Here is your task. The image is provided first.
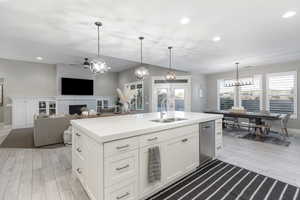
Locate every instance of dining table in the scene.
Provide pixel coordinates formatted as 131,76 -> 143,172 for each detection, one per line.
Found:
205,110 -> 282,139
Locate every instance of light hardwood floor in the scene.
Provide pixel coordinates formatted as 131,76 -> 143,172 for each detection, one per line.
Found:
0,147 -> 89,200
218,133 -> 300,188
0,133 -> 299,200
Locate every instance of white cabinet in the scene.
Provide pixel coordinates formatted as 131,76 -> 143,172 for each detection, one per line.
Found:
104,178 -> 138,200
12,98 -> 38,128
139,144 -> 164,198
72,121 -> 220,200
164,132 -> 199,183
72,129 -> 101,200
104,151 -> 139,187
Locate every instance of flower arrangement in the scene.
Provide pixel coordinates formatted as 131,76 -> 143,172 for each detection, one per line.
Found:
116,87 -> 137,113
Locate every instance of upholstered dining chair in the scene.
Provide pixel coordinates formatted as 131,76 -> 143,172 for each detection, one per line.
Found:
280,113 -> 291,138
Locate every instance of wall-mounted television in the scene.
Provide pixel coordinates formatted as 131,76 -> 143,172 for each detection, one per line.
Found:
61,78 -> 94,95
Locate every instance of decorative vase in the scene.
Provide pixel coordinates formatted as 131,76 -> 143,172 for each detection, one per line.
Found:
122,102 -> 130,113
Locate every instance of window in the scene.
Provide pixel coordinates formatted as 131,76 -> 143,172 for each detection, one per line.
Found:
266,71 -> 297,117
239,75 -> 262,112
218,79 -> 235,110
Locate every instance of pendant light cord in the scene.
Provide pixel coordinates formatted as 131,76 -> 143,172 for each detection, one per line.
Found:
140,39 -> 143,64
95,22 -> 102,57
139,37 -> 144,65
97,25 -> 100,57
168,46 -> 172,70
236,62 -> 239,82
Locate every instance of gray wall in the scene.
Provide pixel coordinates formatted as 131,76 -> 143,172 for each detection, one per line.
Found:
0,58 -> 57,125
207,60 -> 300,129
94,73 -> 119,97
0,58 -> 57,97
0,78 -> 4,123
0,58 -> 119,125
118,65 -> 207,113
191,74 -> 207,112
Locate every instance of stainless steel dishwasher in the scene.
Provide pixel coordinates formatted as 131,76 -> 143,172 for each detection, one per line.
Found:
199,121 -> 215,165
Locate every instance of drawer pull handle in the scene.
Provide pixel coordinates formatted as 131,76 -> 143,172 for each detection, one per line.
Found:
202,125 -> 211,129
75,133 -> 81,137
116,144 -> 130,150
147,137 -> 158,141
76,168 -> 82,174
117,192 -> 130,199
182,138 -> 188,143
116,164 -> 130,171
76,148 -> 82,153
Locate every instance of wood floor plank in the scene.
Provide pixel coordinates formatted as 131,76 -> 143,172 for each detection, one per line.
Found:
3,150 -> 24,200
0,149 -> 17,199
18,149 -> 33,200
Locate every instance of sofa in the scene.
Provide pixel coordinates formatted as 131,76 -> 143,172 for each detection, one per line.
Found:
33,116 -> 76,147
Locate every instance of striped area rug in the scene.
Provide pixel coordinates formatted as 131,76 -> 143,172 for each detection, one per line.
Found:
147,159 -> 300,200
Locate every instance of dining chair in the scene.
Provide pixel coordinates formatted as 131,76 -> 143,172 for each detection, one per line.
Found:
223,117 -> 240,129
280,113 -> 291,138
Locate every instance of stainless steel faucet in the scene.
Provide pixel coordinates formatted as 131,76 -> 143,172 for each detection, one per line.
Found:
160,98 -> 167,120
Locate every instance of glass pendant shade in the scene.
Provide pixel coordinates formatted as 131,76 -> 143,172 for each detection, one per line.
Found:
166,71 -> 176,80
165,46 -> 176,80
90,21 -> 110,74
134,66 -> 149,80
90,57 -> 111,74
135,36 -> 149,80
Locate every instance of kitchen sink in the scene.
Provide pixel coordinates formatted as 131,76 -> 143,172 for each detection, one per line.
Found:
151,117 -> 187,123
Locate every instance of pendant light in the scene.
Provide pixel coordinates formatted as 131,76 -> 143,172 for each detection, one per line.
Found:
224,62 -> 254,87
165,46 -> 176,80
134,37 -> 149,80
90,22 -> 111,74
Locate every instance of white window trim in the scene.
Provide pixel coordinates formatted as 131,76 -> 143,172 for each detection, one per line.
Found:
238,74 -> 263,111
266,71 -> 297,119
217,79 -> 237,110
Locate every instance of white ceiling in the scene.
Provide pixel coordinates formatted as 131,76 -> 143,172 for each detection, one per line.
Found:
0,0 -> 299,73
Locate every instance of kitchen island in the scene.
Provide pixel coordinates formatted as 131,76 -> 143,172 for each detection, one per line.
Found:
71,112 -> 223,200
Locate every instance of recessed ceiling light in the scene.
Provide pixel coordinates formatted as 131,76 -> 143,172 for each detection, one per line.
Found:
36,56 -> 43,60
180,17 -> 190,25
282,11 -> 297,18
212,36 -> 221,42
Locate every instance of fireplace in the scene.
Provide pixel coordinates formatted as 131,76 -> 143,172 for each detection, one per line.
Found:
69,105 -> 87,115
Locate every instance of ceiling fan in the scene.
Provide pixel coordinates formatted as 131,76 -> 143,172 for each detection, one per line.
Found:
69,57 -> 90,69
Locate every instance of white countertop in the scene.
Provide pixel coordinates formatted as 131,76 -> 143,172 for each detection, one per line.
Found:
71,112 -> 223,143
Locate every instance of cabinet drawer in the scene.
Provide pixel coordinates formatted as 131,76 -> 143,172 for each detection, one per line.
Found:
139,132 -> 164,147
73,129 -> 85,160
104,151 -> 138,187
104,137 -> 139,157
105,178 -> 138,200
140,124 -> 198,147
73,153 -> 85,185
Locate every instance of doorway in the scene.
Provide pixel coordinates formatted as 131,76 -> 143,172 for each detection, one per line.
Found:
152,76 -> 191,112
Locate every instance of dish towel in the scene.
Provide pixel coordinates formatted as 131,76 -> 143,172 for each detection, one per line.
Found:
148,146 -> 161,183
